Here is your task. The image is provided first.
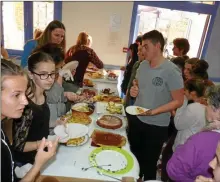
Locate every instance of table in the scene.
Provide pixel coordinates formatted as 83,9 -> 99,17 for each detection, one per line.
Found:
41,81 -> 140,181
84,69 -> 124,97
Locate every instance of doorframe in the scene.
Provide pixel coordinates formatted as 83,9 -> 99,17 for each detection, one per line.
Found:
128,1 -> 219,59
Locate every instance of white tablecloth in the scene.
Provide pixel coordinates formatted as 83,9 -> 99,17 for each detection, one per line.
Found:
41,80 -> 139,181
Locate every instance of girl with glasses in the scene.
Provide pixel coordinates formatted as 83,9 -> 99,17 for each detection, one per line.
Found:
12,51 -> 56,168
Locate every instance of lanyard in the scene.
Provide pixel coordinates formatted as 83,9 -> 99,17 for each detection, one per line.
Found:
1,130 -> 14,182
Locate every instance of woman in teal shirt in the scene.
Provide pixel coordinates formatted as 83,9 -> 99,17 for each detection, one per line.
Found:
21,20 -> 66,68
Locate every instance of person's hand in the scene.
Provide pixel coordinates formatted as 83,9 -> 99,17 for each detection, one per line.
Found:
56,115 -> 71,126
34,137 -> 59,169
171,110 -> 176,116
68,49 -> 73,57
59,69 -> 73,81
64,92 -> 80,101
72,69 -> 76,76
138,109 -> 154,116
130,79 -> 139,97
195,175 -> 213,182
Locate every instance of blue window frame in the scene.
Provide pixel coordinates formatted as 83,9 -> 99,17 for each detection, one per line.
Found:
128,1 -> 219,59
0,1 -> 62,57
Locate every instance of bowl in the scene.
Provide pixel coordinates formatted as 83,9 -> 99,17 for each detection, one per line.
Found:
71,102 -> 95,115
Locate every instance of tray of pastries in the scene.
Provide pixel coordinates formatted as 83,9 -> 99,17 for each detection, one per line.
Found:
93,95 -> 122,103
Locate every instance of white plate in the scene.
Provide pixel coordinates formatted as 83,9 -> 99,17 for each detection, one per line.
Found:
125,106 -> 149,115
62,61 -> 79,70
54,123 -> 89,143
66,134 -> 89,147
95,150 -> 127,171
96,102 -> 126,116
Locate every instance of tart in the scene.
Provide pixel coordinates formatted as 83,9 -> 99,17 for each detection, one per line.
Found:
97,115 -> 122,129
91,129 -> 126,147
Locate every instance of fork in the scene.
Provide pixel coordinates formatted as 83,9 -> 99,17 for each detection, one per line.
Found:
97,171 -> 122,181
82,164 -> 111,171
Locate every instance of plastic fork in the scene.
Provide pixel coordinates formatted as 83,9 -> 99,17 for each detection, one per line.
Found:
82,164 -> 111,171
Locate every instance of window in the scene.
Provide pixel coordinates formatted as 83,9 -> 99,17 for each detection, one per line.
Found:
2,2 -> 24,50
129,1 -> 219,60
137,5 -> 209,58
33,2 -> 54,34
1,1 -> 62,56
191,1 -> 215,5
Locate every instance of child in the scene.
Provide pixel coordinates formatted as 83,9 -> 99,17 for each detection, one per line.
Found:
13,51 -> 56,166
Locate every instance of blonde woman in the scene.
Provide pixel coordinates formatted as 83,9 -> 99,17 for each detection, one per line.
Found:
65,32 -> 103,87
21,20 -> 66,68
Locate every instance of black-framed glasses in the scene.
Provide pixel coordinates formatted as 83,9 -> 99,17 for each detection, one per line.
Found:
31,71 -> 56,80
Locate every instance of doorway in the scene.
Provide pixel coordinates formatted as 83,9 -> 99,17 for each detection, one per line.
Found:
129,1 -> 219,59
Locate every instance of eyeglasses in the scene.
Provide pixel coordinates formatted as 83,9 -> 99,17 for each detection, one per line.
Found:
31,71 -> 56,80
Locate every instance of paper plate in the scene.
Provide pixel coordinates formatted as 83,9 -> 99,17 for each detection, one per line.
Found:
62,61 -> 79,70
125,106 -> 149,115
54,123 -> 89,143
89,146 -> 134,175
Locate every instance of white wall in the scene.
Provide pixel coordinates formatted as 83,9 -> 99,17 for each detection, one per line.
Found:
205,6 -> 220,79
62,2 -> 133,66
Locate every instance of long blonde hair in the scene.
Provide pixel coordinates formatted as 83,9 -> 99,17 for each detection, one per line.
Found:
36,20 -> 66,52
67,32 -> 89,56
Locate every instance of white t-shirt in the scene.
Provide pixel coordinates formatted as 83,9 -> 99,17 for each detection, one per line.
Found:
173,97 -> 206,151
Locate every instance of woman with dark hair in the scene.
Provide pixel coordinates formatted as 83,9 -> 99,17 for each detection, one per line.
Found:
172,38 -> 190,57
173,79 -> 209,150
33,43 -> 84,128
13,51 -> 56,166
1,59 -> 58,182
184,58 -> 214,85
21,20 -> 66,68
121,35 -> 142,95
65,32 -> 103,87
171,56 -> 189,79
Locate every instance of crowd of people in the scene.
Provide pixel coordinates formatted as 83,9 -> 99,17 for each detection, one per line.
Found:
1,19 -> 220,182
122,31 -> 220,182
1,20 -> 104,182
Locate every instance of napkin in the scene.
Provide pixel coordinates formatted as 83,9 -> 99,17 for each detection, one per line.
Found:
15,163 -> 33,178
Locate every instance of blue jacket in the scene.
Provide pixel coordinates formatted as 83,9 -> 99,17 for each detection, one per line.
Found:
21,39 -> 37,68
